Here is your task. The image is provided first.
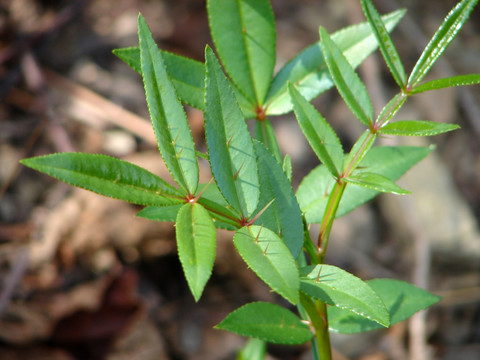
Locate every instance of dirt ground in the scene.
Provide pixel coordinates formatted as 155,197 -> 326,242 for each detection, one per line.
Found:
1,0 -> 480,359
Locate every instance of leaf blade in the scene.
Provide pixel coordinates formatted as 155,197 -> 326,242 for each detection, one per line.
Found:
379,120 -> 460,136
204,46 -> 260,217
407,0 -> 478,87
207,0 -> 276,106
176,203 -> 216,301
410,73 -> 480,94
289,83 -> 344,176
297,146 -> 432,223
138,15 -> 199,195
234,226 -> 300,305
21,153 -> 183,206
328,279 -> 441,334
361,0 -> 406,87
320,27 -> 374,126
114,47 -> 206,111
345,172 -> 410,195
300,265 -> 390,327
264,10 -> 405,116
254,141 -> 304,259
216,302 -> 313,345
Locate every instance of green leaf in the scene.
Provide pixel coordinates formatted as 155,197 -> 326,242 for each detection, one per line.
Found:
379,120 -> 460,136
410,73 -> 480,94
237,338 -> 266,360
283,154 -> 293,184
320,27 -> 374,126
297,146 -> 432,223
361,0 -> 406,87
254,119 -> 282,163
113,47 -> 142,74
300,265 -> 389,327
407,0 -> 478,88
216,302 -> 313,345
345,172 -> 410,195
196,183 -> 242,230
265,10 -> 405,115
289,83 -> 344,176
204,46 -> 260,218
328,279 -> 441,334
254,141 -> 304,259
234,226 -> 299,304
176,202 -> 216,302
114,47 -> 206,111
207,0 -> 276,106
138,15 -> 199,195
21,153 -> 183,205
137,205 -> 182,222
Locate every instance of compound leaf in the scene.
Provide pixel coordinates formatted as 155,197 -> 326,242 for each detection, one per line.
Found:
328,279 -> 441,334
204,46 -> 260,218
297,146 -> 432,223
320,27 -> 373,127
176,202 -> 216,302
138,15 -> 199,195
216,302 -> 313,345
21,153 -> 183,206
234,226 -> 299,305
407,0 -> 478,87
300,265 -> 389,327
208,0 -> 276,107
264,10 -> 404,116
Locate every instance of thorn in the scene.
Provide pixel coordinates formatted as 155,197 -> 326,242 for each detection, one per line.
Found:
315,266 -> 323,283
232,162 -> 245,181
246,198 -> 275,227
263,241 -> 270,255
254,226 -> 263,243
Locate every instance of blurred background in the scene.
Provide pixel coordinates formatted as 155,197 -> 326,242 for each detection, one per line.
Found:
1,0 -> 480,359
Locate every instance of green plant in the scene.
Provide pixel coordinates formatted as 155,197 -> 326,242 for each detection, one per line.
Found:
21,0 -> 480,358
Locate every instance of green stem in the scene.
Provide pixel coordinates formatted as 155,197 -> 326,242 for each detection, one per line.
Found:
300,293 -> 332,360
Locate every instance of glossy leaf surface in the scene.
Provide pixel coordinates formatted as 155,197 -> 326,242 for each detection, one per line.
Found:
328,279 -> 441,333
361,0 -> 406,87
234,226 -> 299,304
204,46 -> 260,217
300,265 -> 389,327
410,73 -> 480,94
254,141 -> 304,259
137,205 -> 182,222
113,46 -> 205,110
254,119 -> 282,163
138,15 -> 199,195
297,146 -> 432,223
265,10 -> 404,115
289,83 -> 343,176
216,302 -> 313,344
176,202 -> 216,301
345,172 -> 410,195
379,120 -> 460,136
21,153 -> 183,206
407,0 -> 478,87
320,27 -> 373,126
208,0 -> 275,106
